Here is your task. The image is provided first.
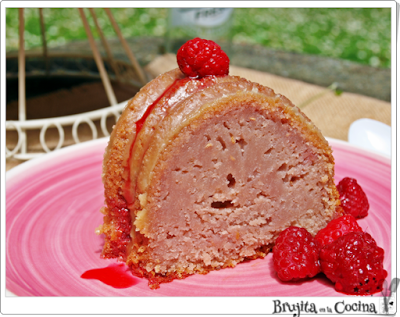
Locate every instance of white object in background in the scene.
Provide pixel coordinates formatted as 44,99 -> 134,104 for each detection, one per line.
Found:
348,118 -> 391,157
166,8 -> 233,53
169,8 -> 233,28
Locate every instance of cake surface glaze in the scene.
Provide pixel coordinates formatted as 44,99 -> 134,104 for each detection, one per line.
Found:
97,68 -> 341,289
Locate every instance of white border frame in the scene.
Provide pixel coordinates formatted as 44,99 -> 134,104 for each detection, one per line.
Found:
1,1 -> 397,315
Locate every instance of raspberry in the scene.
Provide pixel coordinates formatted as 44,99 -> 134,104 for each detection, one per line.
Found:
337,177 -> 369,218
273,226 -> 321,282
320,231 -> 387,295
315,214 -> 363,248
177,38 -> 230,78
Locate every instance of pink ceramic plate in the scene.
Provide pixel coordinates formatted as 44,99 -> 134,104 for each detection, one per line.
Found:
6,138 -> 391,296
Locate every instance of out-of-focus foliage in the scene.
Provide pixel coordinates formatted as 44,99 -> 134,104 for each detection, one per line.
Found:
6,8 -> 168,49
6,8 -> 391,68
232,8 -> 391,68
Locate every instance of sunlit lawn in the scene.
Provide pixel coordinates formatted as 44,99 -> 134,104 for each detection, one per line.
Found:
6,8 -> 391,68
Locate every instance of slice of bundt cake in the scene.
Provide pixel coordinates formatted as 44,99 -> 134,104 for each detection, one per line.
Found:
97,38 -> 341,289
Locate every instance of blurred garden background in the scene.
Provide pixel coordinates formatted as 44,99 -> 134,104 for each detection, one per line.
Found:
5,7 -> 392,169
6,7 -> 391,68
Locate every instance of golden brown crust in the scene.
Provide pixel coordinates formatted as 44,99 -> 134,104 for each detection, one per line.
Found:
99,69 -> 184,258
102,68 -> 184,206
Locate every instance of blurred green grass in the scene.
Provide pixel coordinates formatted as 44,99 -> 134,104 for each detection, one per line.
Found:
6,8 -> 391,68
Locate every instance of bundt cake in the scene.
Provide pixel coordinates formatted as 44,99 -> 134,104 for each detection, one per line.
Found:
97,39 -> 341,289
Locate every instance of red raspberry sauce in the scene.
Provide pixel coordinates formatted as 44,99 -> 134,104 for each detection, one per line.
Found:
122,78 -> 184,201
81,263 -> 138,288
135,77 -> 193,134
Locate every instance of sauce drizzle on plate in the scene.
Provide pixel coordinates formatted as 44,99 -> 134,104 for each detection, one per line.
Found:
81,263 -> 138,288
